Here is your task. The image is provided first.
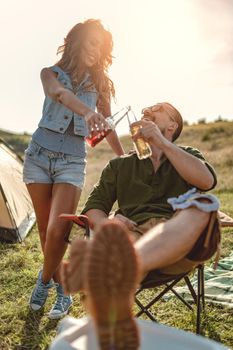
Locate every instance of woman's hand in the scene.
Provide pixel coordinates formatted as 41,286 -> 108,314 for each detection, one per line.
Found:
84,111 -> 110,135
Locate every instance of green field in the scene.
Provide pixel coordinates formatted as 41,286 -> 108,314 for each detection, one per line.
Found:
0,122 -> 233,349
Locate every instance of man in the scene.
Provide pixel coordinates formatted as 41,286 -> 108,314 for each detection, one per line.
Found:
61,102 -> 220,350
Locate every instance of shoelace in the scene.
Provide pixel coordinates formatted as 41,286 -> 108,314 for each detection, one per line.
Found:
53,294 -> 64,311
34,281 -> 50,301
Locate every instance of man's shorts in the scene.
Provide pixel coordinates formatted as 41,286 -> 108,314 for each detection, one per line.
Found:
129,212 -> 221,285
23,141 -> 86,189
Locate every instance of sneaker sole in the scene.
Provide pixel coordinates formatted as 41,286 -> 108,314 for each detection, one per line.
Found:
29,273 -> 54,312
85,220 -> 140,350
29,302 -> 43,311
48,305 -> 72,320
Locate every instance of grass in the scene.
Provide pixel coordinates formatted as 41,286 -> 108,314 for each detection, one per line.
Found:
0,121 -> 233,349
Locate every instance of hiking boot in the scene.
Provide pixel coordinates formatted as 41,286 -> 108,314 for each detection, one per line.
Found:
85,220 -> 140,350
62,239 -> 88,295
30,270 -> 53,311
48,284 -> 73,320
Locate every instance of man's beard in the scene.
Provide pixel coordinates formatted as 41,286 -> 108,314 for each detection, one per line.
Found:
159,127 -> 166,136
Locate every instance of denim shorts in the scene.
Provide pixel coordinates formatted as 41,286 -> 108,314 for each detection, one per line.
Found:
23,141 -> 86,189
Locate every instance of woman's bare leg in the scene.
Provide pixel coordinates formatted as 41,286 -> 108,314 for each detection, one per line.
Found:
26,183 -> 52,252
42,183 -> 81,284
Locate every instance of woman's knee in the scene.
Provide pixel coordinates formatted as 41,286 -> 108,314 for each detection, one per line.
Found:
46,222 -> 71,242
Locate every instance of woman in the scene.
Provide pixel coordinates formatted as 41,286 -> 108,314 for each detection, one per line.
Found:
23,19 -> 124,319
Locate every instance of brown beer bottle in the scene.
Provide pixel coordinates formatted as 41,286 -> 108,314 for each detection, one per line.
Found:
127,111 -> 152,160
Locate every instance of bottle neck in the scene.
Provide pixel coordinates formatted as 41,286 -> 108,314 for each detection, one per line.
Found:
107,106 -> 131,129
106,116 -> 115,130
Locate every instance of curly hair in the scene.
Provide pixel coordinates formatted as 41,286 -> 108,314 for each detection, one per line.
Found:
56,19 -> 115,111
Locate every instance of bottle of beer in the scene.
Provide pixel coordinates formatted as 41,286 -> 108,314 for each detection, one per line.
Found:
127,111 -> 152,160
85,106 -> 131,147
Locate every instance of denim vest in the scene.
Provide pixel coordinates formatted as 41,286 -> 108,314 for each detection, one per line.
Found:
38,66 -> 98,137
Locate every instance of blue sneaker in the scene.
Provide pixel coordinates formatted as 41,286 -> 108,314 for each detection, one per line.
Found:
30,270 -> 54,311
48,284 -> 73,320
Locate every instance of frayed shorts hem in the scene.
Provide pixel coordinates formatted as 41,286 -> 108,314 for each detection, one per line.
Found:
23,141 -> 86,189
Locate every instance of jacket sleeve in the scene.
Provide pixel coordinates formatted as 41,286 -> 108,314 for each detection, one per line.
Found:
183,146 -> 217,190
81,160 -> 118,215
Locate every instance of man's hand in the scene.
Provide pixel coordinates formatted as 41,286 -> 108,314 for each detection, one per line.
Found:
132,119 -> 169,149
113,214 -> 138,231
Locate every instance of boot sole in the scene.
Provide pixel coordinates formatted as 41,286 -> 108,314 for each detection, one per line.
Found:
85,220 -> 140,350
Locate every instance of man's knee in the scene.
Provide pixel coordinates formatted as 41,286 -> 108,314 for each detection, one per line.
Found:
186,211 -> 221,262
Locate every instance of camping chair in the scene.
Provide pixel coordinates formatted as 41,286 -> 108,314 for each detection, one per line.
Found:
60,214 -> 91,243
60,214 -> 206,335
135,264 -> 205,334
135,210 -> 233,335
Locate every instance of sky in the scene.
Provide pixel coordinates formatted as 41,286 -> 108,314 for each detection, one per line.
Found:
0,0 -> 232,136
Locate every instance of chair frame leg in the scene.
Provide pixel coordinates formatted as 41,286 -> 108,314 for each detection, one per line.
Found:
135,297 -> 157,321
135,265 -> 205,335
196,265 -> 205,334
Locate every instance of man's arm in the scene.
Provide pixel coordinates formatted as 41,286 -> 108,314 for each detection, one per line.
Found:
137,120 -> 215,191
81,161 -> 118,228
161,142 -> 215,190
85,209 -> 108,230
85,210 -> 138,231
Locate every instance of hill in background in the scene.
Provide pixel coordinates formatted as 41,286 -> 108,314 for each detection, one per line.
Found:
0,129 -> 31,156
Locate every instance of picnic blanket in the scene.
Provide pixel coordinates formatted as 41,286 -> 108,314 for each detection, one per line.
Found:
168,253 -> 233,308
218,211 -> 233,227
